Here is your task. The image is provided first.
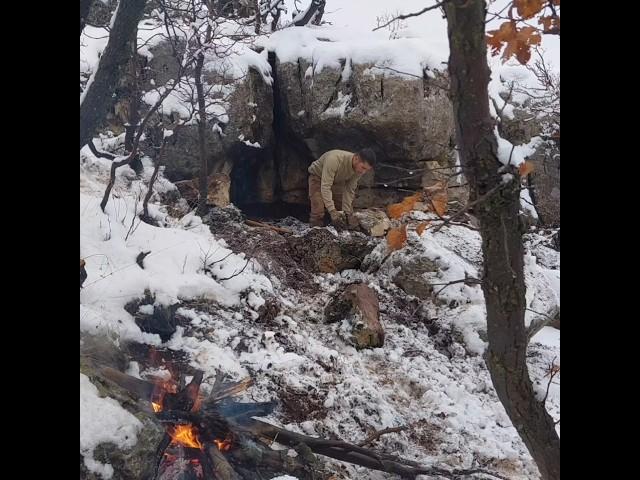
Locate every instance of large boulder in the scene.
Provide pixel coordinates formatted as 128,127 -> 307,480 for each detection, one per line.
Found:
272,57 -> 458,208
142,37 -> 461,210
390,253 -> 439,300
353,208 -> 391,237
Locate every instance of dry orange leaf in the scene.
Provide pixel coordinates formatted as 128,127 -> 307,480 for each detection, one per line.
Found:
387,192 -> 423,219
514,0 -> 545,20
386,224 -> 408,251
424,181 -> 448,217
538,15 -> 560,34
487,22 -> 542,64
430,193 -> 448,217
416,222 -> 431,236
487,21 -> 516,56
519,161 -> 535,177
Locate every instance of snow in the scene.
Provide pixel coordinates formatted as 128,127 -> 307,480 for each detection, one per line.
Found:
521,187 -> 539,219
496,129 -> 542,167
320,91 -> 351,118
80,373 -> 143,479
80,152 -> 273,344
258,26 -> 445,78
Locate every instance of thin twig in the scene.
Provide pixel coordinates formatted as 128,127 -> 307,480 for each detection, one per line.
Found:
542,356 -> 560,405
432,182 -> 506,233
432,275 -> 482,296
373,2 -> 445,31
215,258 -> 252,281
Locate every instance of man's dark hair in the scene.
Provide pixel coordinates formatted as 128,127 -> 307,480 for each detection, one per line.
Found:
357,148 -> 377,168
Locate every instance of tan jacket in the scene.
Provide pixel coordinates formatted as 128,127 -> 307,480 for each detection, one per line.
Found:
308,150 -> 362,213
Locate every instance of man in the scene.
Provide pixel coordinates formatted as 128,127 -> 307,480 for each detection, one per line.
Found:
307,148 -> 376,227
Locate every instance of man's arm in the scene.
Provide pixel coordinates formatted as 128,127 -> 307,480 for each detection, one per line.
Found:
341,175 -> 360,214
321,157 -> 338,212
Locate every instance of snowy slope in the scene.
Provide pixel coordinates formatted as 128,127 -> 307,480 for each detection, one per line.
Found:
80,148 -> 559,479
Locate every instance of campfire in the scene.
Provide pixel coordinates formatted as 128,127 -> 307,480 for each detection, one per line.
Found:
96,363 -> 510,480
145,371 -> 246,479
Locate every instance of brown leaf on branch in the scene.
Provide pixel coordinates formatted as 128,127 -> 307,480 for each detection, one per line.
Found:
514,0 -> 545,20
487,22 -> 542,64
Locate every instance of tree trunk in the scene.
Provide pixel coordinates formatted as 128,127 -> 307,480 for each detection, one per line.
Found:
80,0 -> 147,150
194,51 -> 208,217
80,0 -> 94,35
123,31 -> 143,174
443,1 -> 560,479
292,0 -> 325,26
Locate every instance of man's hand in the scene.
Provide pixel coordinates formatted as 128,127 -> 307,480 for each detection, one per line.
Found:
345,213 -> 360,230
329,210 -> 346,227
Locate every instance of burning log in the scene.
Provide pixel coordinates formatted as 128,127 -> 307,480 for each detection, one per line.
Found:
207,444 -> 242,480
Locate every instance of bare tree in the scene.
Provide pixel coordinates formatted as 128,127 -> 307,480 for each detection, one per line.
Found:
442,1 -> 560,479
194,49 -> 209,216
151,0 -> 254,216
80,0 -> 147,150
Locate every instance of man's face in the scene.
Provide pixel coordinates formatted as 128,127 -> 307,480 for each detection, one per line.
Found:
353,155 -> 373,175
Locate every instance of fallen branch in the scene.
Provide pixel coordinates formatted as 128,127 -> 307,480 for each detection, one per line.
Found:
245,219 -> 292,234
244,419 -> 510,480
358,425 -> 408,447
207,444 -> 242,480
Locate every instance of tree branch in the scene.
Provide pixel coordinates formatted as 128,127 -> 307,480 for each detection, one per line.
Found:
526,307 -> 559,341
541,356 -> 560,406
432,274 -> 482,296
88,139 -> 117,160
373,2 -> 445,32
431,182 -> 506,233
100,80 -> 178,212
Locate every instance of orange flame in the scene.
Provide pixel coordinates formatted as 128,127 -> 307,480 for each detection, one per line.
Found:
150,377 -> 178,413
214,437 -> 232,452
169,425 -> 203,449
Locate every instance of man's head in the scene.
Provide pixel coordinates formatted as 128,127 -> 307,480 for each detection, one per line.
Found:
352,148 -> 377,174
